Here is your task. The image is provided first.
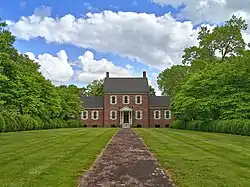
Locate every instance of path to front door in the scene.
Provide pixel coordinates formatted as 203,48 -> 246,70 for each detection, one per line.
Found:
78,129 -> 174,187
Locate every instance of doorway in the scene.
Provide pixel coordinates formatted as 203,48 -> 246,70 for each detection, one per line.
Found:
123,111 -> 129,123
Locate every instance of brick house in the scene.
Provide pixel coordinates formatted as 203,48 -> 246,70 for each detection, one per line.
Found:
81,71 -> 173,128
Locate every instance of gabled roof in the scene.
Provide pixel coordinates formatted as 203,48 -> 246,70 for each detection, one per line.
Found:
149,96 -> 170,107
103,77 -> 149,93
82,96 -> 103,108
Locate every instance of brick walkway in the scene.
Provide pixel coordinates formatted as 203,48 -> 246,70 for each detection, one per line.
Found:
78,129 -> 174,187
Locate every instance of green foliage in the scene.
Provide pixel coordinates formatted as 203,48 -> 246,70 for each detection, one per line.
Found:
56,85 -> 83,119
67,119 -> 83,128
182,15 -> 248,65
171,119 -> 250,136
157,65 -> 190,97
158,15 -> 250,136
149,85 -> 156,96
82,79 -> 104,96
0,113 -> 5,132
0,19 -> 84,133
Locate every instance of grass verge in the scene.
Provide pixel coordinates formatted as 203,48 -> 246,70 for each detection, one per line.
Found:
0,128 -> 117,187
135,128 -> 250,187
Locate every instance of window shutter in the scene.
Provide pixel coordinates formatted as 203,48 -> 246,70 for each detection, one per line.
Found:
96,111 -> 99,119
110,111 -> 112,119
81,111 -> 83,119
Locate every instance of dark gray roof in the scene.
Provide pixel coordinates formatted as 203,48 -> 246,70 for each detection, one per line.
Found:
82,96 -> 103,108
104,78 -> 149,93
149,96 -> 170,107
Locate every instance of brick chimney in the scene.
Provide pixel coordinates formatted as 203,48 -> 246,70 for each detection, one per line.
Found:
143,71 -> 146,78
106,72 -> 109,78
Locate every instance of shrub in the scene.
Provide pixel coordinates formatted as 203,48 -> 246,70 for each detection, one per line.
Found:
170,120 -> 186,129
0,113 -> 5,132
32,116 -> 44,130
174,119 -> 250,136
67,119 -> 82,128
23,115 -> 38,131
2,113 -> 19,132
15,114 -> 27,131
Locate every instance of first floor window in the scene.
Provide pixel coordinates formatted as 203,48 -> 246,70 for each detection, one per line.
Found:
81,111 -> 88,120
110,111 -> 117,120
92,111 -> 99,120
135,110 -> 142,120
154,110 -> 161,119
164,110 -> 171,119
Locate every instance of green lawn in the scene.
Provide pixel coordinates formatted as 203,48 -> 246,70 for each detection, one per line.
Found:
135,128 -> 250,187
0,128 -> 117,187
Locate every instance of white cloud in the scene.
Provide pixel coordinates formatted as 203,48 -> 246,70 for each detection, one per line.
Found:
148,73 -> 161,96
20,1 -> 26,9
76,50 -> 134,84
83,2 -> 98,11
7,11 -> 202,70
152,0 -> 250,24
25,50 -> 74,84
34,5 -> 52,18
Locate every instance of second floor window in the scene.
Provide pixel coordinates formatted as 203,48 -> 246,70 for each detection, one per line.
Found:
123,95 -> 129,104
135,95 -> 142,104
110,95 -> 117,104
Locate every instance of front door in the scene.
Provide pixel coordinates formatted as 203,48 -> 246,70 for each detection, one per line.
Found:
123,111 -> 129,123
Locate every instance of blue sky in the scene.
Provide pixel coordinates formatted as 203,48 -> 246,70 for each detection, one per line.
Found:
1,0 -> 250,94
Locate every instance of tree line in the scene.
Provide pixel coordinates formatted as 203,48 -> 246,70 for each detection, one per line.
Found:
0,19 -> 83,132
157,16 -> 250,136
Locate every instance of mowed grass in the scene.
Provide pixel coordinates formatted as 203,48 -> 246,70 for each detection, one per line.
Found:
135,128 -> 250,187
0,128 -> 117,187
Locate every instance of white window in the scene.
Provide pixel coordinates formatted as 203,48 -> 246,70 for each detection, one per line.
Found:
135,110 -> 143,120
81,111 -> 88,120
164,110 -> 171,119
154,110 -> 161,119
110,111 -> 117,120
110,95 -> 117,104
91,111 -> 99,120
135,95 -> 142,104
123,95 -> 130,104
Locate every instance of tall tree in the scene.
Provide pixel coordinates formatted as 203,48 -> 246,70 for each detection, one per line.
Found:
82,79 -> 104,96
157,65 -> 190,97
149,86 -> 156,96
158,16 -> 248,97
56,85 -> 83,119
182,15 -> 248,65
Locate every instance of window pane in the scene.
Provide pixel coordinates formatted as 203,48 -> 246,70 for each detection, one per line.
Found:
155,111 -> 159,118
137,111 -> 141,119
137,96 -> 141,103
112,111 -> 116,119
124,96 -> 128,103
83,111 -> 87,118
93,112 -> 97,118
112,96 -> 116,103
165,110 -> 170,119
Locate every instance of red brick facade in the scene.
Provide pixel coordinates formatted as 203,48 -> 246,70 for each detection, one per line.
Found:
82,94 -> 172,128
81,71 -> 172,128
103,93 -> 149,128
